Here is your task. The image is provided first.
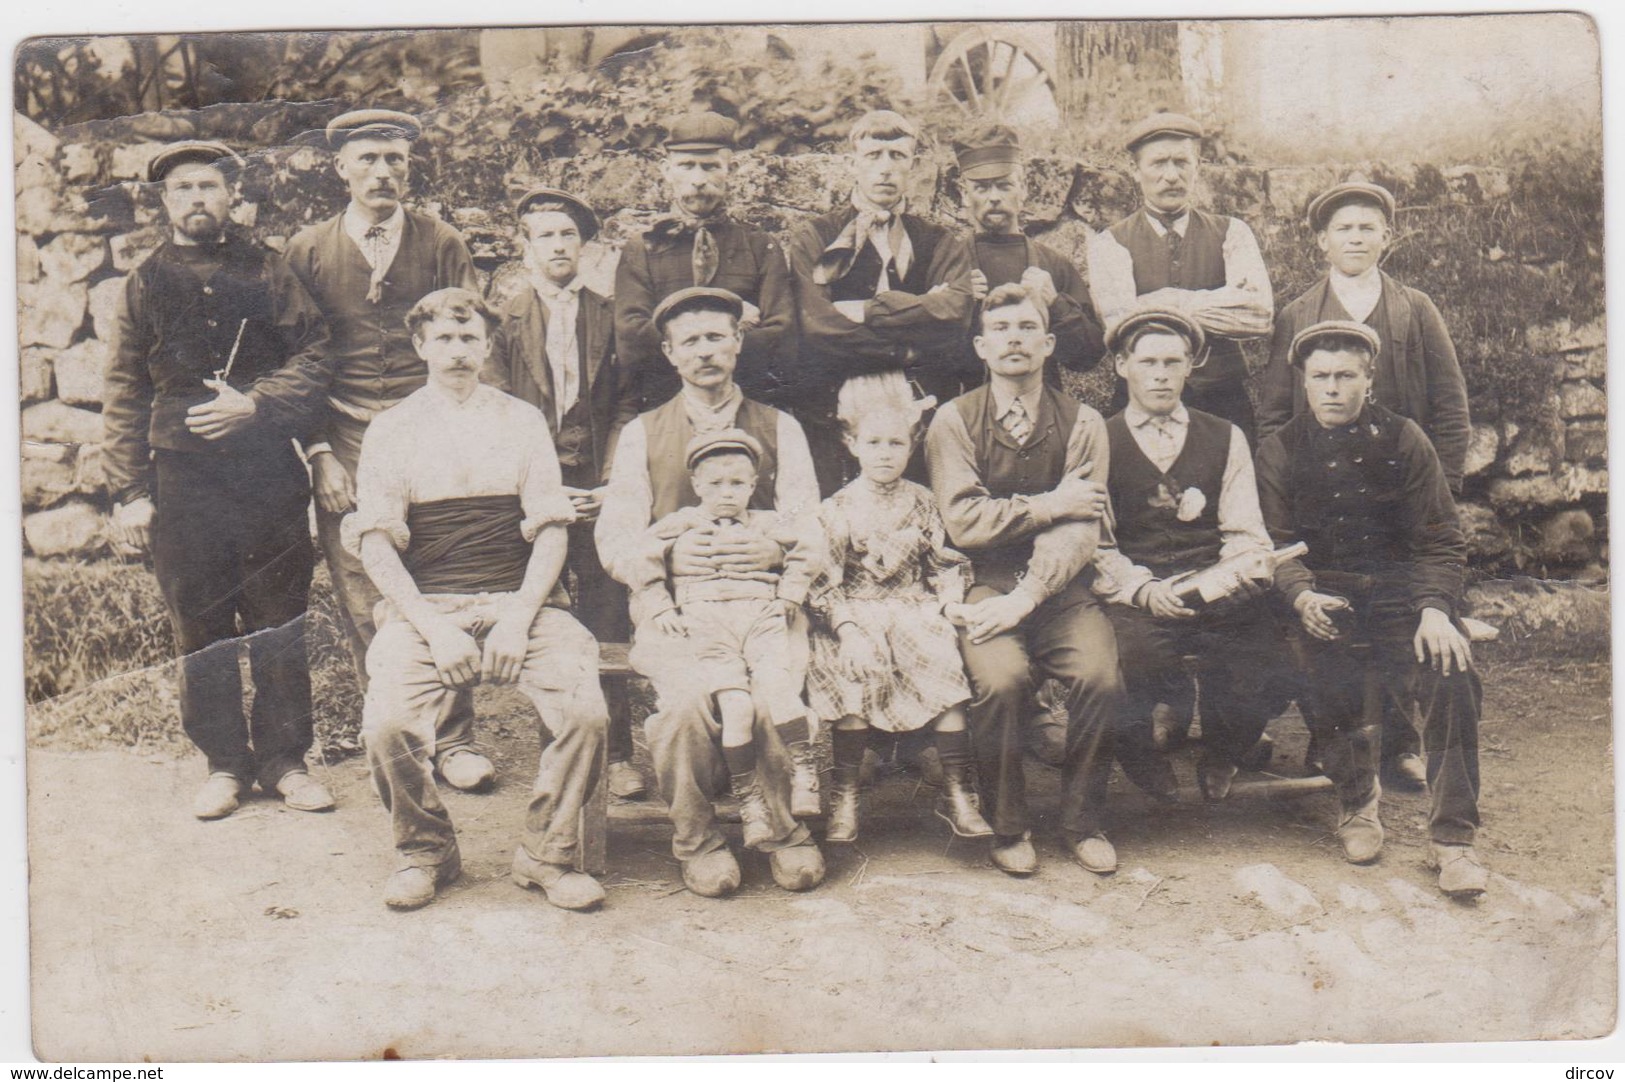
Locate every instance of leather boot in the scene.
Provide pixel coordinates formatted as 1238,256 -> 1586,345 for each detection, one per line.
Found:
934,762 -> 993,838
730,770 -> 773,849
788,740 -> 822,819
824,764 -> 861,843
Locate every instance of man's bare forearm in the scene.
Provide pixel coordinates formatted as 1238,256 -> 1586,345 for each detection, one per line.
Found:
360,531 -> 441,635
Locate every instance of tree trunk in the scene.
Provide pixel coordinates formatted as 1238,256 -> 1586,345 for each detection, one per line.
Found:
1055,20 -> 1185,126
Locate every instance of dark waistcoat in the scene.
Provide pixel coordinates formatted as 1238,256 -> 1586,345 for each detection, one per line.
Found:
1106,408 -> 1229,577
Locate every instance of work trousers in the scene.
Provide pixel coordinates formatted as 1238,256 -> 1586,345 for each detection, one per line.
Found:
315,412 -> 478,755
631,621 -> 813,860
363,596 -> 608,869
151,446 -> 315,788
1109,597 -> 1294,784
1296,585 -> 1481,845
957,583 -> 1125,842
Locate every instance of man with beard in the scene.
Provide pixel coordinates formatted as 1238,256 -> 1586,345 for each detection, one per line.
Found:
957,124 -> 1105,381
615,112 -> 793,410
486,187 -> 644,801
787,109 -> 975,494
1087,113 -> 1273,440
103,141 -> 334,819
284,109 -> 487,792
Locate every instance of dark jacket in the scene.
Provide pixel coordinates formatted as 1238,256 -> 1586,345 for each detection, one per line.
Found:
971,232 -> 1105,382
101,230 -> 331,504
485,284 -> 638,486
1259,272 -> 1471,491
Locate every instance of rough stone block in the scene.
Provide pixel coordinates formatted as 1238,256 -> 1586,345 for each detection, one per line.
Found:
1463,423 -> 1500,477
52,339 -> 108,407
1562,463 -> 1608,497
15,152 -> 58,195
38,232 -> 108,284
24,502 -> 106,557
1565,420 -> 1607,464
111,227 -> 165,272
17,234 -> 41,285
109,141 -> 167,182
1503,422 -> 1564,477
1537,509 -> 1596,565
1201,165 -> 1268,221
74,444 -> 106,493
1559,379 -> 1607,420
21,440 -> 74,463
1564,347 -> 1607,381
1068,167 -> 1139,230
1487,473 -> 1566,510
88,276 -> 126,342
18,281 -> 88,349
15,112 -> 59,165
1265,166 -> 1342,219
15,185 -> 61,234
1528,317 -> 1607,354
1014,156 -> 1079,225
1458,501 -> 1513,561
19,348 -> 54,404
22,401 -> 102,447
60,142 -> 103,184
21,456 -> 77,509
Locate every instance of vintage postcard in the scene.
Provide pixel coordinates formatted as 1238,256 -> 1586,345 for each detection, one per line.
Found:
13,12 -> 1612,1061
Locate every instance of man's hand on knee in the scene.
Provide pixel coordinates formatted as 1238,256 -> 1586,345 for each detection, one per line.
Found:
422,616 -> 482,689
957,592 -> 1037,645
480,611 -> 532,685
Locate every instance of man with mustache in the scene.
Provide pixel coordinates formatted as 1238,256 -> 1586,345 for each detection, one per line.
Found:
283,110 -> 488,793
615,112 -> 793,410
596,287 -> 826,898
1255,321 -> 1485,899
1087,113 -> 1274,442
957,124 -> 1105,382
485,187 -> 644,801
926,283 -> 1124,878
786,109 -> 975,495
103,141 -> 334,819
1257,182 -> 1472,789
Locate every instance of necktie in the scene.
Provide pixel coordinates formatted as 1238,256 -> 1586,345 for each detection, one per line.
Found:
535,283 -> 581,425
691,223 -> 718,287
363,224 -> 389,304
1001,396 -> 1033,446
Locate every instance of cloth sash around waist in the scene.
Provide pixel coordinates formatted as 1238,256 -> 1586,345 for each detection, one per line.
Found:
403,495 -> 530,596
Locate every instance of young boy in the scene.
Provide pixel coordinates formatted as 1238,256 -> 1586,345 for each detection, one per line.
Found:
626,429 -> 813,845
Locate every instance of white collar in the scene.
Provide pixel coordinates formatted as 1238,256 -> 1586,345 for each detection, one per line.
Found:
1124,402 -> 1189,429
1144,208 -> 1190,237
344,204 -> 404,239
422,378 -> 489,411
533,275 -> 583,304
1330,265 -> 1382,290
680,383 -> 743,421
989,379 -> 1043,419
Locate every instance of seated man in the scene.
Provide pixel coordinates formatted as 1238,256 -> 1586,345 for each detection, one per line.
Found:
1255,320 -> 1486,899
344,287 -> 609,912
925,283 -> 1124,878
596,287 -> 826,898
1092,308 -> 1293,803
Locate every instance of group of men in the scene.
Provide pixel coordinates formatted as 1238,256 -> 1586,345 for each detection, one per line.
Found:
101,100 -> 1487,912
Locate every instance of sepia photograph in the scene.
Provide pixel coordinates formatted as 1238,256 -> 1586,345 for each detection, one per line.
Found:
8,6 -> 1615,1063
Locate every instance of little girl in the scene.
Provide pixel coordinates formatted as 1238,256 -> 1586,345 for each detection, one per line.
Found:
805,373 -> 992,843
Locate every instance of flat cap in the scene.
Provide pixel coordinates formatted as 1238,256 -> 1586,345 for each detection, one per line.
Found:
326,109 -> 423,149
514,186 -> 600,241
665,112 -> 738,151
685,428 -> 762,471
1306,181 -> 1396,231
1105,306 -> 1206,358
147,140 -> 243,184
1288,320 -> 1383,367
652,286 -> 745,332
953,124 -> 1021,181
1125,112 -> 1204,154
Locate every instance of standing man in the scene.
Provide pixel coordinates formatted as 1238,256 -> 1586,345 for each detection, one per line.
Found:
926,283 -> 1124,878
103,141 -> 334,819
614,111 -> 794,410
597,287 -> 826,898
1091,309 -> 1292,802
346,288 -> 609,911
486,186 -> 645,800
1258,181 -> 1472,788
1087,112 -> 1273,441
957,124 -> 1106,382
1256,321 -> 1486,899
284,109 -> 488,792
787,109 -> 975,494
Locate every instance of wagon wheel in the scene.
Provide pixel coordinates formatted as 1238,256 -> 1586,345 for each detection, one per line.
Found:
928,26 -> 1055,119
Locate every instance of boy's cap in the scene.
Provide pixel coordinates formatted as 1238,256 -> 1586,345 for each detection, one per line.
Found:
1104,306 -> 1206,356
147,140 -> 244,184
652,286 -> 745,332
1307,181 -> 1396,231
514,186 -> 600,241
326,109 -> 423,149
685,428 -> 763,471
1289,320 -> 1383,367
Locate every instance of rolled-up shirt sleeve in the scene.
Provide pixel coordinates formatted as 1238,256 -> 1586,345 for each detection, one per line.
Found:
1085,228 -> 1140,332
342,419 -> 412,557
773,412 -> 821,519
518,410 -> 579,540
595,417 -> 655,585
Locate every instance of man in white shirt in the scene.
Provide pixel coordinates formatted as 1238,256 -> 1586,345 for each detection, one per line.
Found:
1086,113 -> 1274,441
596,287 -> 826,899
345,287 -> 609,912
1092,309 -> 1293,802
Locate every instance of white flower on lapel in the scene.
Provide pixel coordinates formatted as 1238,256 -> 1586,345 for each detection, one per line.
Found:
1175,487 -> 1207,522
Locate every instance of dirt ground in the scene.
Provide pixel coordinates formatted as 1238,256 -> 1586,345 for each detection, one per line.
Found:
23,650 -> 1616,1060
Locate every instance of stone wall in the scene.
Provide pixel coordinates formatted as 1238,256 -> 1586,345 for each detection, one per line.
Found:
14,110 -> 1607,575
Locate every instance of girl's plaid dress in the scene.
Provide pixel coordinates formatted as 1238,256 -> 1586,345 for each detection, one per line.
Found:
805,478 -> 972,731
